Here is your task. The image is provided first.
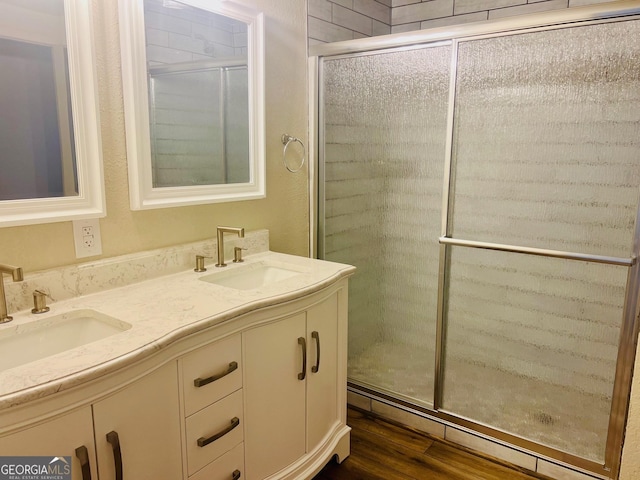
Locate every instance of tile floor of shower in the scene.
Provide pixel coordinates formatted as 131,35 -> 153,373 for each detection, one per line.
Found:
348,341 -> 610,463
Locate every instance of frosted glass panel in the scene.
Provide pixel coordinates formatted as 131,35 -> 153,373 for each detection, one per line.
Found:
451,20 -> 640,257
441,247 -> 627,462
321,45 -> 451,406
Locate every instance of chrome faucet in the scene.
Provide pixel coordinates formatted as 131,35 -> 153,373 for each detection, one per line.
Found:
0,264 -> 24,323
215,226 -> 245,267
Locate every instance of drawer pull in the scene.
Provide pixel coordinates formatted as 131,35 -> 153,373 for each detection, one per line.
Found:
194,361 -> 238,388
106,431 -> 123,480
232,470 -> 241,480
75,445 -> 92,480
197,417 -> 240,447
297,337 -> 307,380
311,331 -> 320,373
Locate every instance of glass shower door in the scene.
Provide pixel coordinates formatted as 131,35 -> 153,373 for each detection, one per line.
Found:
441,20 -> 640,463
320,44 -> 451,407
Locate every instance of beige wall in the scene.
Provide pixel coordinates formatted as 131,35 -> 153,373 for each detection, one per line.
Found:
0,0 -> 309,273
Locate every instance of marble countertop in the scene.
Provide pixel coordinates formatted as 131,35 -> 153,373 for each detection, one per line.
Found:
0,251 -> 355,410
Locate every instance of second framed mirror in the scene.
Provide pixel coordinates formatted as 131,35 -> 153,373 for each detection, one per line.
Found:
118,0 -> 265,210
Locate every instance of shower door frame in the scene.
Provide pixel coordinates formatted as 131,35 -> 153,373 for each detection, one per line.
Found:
311,2 -> 640,478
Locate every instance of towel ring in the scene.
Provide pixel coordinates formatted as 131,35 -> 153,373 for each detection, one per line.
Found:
281,134 -> 305,173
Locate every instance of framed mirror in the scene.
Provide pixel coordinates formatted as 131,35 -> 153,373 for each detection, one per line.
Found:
118,0 -> 265,210
0,0 -> 104,227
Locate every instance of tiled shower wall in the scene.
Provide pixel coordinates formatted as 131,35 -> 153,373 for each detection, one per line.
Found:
308,0 -> 392,45
307,0 -> 620,45
390,0 -> 620,32
144,0 -> 247,64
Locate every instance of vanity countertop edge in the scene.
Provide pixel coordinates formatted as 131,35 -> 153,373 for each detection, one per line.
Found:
0,251 -> 356,411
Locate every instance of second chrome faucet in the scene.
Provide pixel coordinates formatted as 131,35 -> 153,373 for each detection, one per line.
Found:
215,226 -> 245,267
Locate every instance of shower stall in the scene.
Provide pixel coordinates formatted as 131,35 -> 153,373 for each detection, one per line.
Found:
312,3 -> 640,478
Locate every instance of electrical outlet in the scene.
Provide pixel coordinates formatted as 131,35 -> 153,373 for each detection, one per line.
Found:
73,219 -> 103,258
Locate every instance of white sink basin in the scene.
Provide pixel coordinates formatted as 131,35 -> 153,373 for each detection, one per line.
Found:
199,262 -> 304,290
0,309 -> 131,372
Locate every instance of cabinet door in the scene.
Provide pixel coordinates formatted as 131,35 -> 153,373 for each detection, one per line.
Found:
0,407 -> 96,480
243,313 -> 306,480
93,362 -> 182,480
306,293 -> 340,452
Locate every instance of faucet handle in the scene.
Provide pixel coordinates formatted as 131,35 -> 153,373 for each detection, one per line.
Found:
194,255 -> 212,272
233,247 -> 247,263
32,290 -> 53,314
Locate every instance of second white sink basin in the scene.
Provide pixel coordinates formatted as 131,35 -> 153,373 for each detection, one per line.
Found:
200,262 -> 304,290
0,309 -> 131,372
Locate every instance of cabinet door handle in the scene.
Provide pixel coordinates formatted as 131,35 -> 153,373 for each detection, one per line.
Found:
232,470 -> 241,480
297,337 -> 307,380
311,331 -> 320,373
106,431 -> 123,480
194,361 -> 238,387
197,417 -> 240,447
75,445 -> 92,480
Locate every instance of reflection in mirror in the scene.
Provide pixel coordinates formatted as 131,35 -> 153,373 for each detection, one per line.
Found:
0,0 -> 104,227
119,0 -> 265,210
145,0 -> 249,187
0,35 -> 76,200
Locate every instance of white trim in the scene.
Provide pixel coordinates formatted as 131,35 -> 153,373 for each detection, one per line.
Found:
308,56 -> 318,258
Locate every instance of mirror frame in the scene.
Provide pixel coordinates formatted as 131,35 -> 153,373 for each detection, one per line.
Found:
118,0 -> 265,210
0,0 -> 105,228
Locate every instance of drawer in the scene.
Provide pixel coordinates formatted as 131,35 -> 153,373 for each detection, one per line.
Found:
182,334 -> 242,416
186,389 -> 244,476
190,442 -> 244,480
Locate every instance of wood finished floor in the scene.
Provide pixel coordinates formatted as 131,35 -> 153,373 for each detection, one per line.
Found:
314,408 -> 551,480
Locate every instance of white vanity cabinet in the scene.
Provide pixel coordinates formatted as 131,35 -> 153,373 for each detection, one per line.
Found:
0,362 -> 181,480
243,289 -> 347,480
0,271 -> 352,480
